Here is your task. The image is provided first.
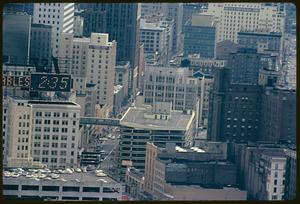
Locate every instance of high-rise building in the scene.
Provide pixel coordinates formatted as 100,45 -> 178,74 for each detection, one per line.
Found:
118,102 -> 195,179
81,3 -> 140,76
204,3 -> 285,44
143,66 -> 198,111
3,3 -> 34,15
30,24 -> 52,67
260,87 -> 296,143
144,142 -> 247,201
33,3 -> 75,57
115,61 -> 130,100
183,14 -> 216,58
228,48 -> 262,85
231,143 -> 287,200
3,12 -> 32,63
5,97 -> 81,169
284,148 -> 296,200
208,68 -> 262,142
58,33 -> 117,113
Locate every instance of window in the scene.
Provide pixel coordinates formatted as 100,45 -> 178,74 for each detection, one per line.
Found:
273,187 -> 277,193
42,186 -> 59,191
274,180 -> 277,185
22,185 -> 39,191
63,186 -> 80,192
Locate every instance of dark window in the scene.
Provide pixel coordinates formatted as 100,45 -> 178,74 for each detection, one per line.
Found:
62,186 -> 80,192
82,187 -> 100,192
62,197 -> 79,200
42,186 -> 59,191
82,197 -> 99,200
103,198 -> 117,201
3,185 -> 18,190
22,185 -> 39,191
103,187 -> 115,193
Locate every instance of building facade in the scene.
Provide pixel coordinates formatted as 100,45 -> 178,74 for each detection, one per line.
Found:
3,12 -> 32,63
33,3 -> 75,57
183,14 -> 216,58
30,24 -> 52,67
118,102 -> 195,179
204,3 -> 285,44
143,66 -> 198,111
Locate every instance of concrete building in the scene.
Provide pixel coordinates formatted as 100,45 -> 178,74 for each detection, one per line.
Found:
5,97 -> 81,169
260,87 -> 296,143
30,101 -> 81,169
82,3 -> 140,70
208,68 -> 263,142
33,3 -> 75,57
118,102 -> 195,179
182,3 -> 204,30
137,44 -> 145,92
144,143 -> 246,200
215,40 -> 239,60
3,12 -> 32,63
73,15 -> 84,37
204,3 -> 285,44
58,33 -> 117,113
143,66 -> 198,111
30,24 -> 52,67
238,31 -> 282,55
183,14 -> 216,58
140,19 -> 168,65
75,83 -> 97,117
3,3 -> 34,15
229,142 -> 288,200
113,85 -> 125,117
162,185 -> 247,200
115,61 -> 130,100
125,167 -> 147,200
141,3 -> 183,56
228,48 -> 262,85
3,99 -> 10,166
3,168 -> 123,201
284,149 -> 296,200
193,71 -> 214,127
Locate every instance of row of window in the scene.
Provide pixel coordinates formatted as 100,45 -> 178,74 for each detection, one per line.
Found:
35,112 -> 77,118
3,185 -> 117,193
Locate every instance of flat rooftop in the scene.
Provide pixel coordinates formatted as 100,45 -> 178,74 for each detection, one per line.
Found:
3,168 -> 119,185
120,107 -> 194,131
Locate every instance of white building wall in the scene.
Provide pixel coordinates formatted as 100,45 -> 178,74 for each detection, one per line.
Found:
33,3 -> 75,57
204,3 -> 285,43
30,103 -> 81,169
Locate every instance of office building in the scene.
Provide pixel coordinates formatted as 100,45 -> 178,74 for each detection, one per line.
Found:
141,3 -> 183,56
2,99 -> 10,166
238,31 -> 282,55
182,3 -> 204,30
125,167 -> 148,200
115,61 -> 130,100
113,85 -> 125,117
59,33 -> 117,113
3,168 -> 123,201
260,87 -> 296,143
5,97 -> 81,169
137,44 -> 146,92
82,3 -> 140,95
193,71 -> 214,127
30,24 -> 52,67
208,68 -> 263,142
284,149 -> 296,200
183,14 -> 216,58
204,3 -> 285,43
118,102 -> 195,179
144,143 -> 245,200
233,144 -> 287,200
3,12 -> 32,63
215,40 -> 239,60
143,66 -> 198,111
3,3 -> 33,15
228,48 -> 262,85
73,15 -> 84,37
33,3 -> 75,57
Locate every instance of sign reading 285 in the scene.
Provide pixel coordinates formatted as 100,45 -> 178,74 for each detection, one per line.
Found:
30,73 -> 72,92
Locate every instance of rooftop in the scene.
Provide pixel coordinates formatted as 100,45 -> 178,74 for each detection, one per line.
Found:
120,107 -> 194,131
3,167 -> 119,185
